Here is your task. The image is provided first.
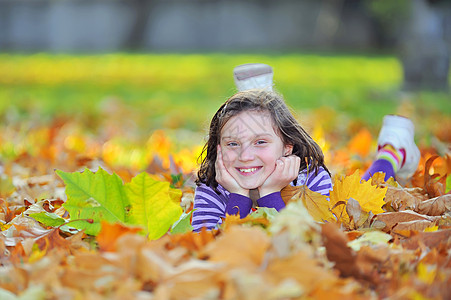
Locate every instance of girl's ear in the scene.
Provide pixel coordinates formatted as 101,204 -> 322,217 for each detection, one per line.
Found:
284,144 -> 293,156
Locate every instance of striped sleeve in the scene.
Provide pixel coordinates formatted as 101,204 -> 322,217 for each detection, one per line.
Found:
294,166 -> 332,196
305,166 -> 332,196
192,184 -> 228,232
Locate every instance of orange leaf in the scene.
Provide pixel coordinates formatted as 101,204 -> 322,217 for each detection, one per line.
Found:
97,221 -> 143,252
169,228 -> 219,253
424,155 -> 446,197
34,228 -> 71,252
347,128 -> 373,157
202,226 -> 270,269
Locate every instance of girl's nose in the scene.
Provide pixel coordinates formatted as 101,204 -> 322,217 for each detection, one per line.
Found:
238,145 -> 254,161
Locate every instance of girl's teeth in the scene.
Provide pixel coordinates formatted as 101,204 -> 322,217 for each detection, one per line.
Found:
239,168 -> 258,173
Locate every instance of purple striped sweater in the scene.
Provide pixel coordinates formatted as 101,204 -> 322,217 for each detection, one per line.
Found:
192,166 -> 332,232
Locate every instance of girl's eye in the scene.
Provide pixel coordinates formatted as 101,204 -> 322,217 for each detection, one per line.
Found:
256,140 -> 267,145
227,142 -> 238,147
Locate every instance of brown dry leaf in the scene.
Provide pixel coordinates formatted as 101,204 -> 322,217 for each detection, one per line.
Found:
401,229 -> 451,250
321,223 -> 359,277
424,155 -> 447,197
3,215 -> 52,247
97,221 -> 143,252
372,211 -> 441,232
392,220 -> 437,232
60,256 -> 124,293
34,228 -> 72,252
202,226 -> 270,270
415,194 -> 451,216
404,187 -> 429,201
265,249 -> 338,296
353,245 -> 389,284
346,197 -> 370,230
155,260 -> 224,300
385,185 -> 422,211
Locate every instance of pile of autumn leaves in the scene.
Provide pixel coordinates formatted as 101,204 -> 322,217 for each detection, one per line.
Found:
0,133 -> 450,299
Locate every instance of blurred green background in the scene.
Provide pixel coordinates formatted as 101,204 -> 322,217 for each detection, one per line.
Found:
1,0 -> 450,174
1,53 -> 449,138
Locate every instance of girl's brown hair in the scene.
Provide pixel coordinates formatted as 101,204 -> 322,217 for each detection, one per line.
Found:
196,89 -> 329,192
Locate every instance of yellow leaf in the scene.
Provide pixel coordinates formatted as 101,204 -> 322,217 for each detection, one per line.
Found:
417,262 -> 436,285
424,225 -> 439,232
281,185 -> 335,223
125,172 -> 182,240
299,186 -> 335,222
330,171 -> 387,226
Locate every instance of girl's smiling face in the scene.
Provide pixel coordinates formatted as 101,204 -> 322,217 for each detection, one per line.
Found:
219,110 -> 293,190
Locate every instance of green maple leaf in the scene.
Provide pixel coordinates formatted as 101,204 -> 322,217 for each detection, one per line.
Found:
170,211 -> 194,234
125,172 -> 182,240
56,168 -> 129,235
29,212 -> 66,227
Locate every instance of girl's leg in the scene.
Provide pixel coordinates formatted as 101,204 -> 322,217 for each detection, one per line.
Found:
361,145 -> 403,181
362,115 -> 420,182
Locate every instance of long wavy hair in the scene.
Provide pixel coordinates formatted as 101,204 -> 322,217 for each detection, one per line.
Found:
196,89 -> 329,192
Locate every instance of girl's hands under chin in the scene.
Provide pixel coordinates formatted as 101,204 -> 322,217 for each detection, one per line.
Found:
258,155 -> 301,197
215,146 -> 249,197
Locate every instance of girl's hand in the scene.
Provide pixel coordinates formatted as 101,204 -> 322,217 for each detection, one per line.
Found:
215,146 -> 249,197
259,155 -> 301,197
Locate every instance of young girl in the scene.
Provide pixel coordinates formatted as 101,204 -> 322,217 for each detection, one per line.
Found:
191,88 -> 332,232
192,63 -> 420,232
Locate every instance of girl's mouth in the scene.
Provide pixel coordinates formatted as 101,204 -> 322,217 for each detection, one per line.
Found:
236,166 -> 262,175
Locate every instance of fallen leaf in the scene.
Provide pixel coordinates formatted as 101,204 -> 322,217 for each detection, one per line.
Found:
392,220 -> 437,232
202,226 -> 270,270
371,211 -> 441,232
401,229 -> 451,250
347,128 -> 372,157
415,194 -> 451,216
346,197 -> 371,230
168,228 -> 219,254
97,221 -> 143,252
34,228 -> 71,252
347,231 -> 393,251
330,171 -> 387,227
298,185 -> 335,222
57,168 -> 129,235
384,186 -> 421,211
170,211 -> 194,234
321,223 -> 359,278
424,155 -> 446,197
125,172 -> 182,240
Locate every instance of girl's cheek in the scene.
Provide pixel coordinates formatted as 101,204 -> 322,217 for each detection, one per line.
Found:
221,149 -> 235,164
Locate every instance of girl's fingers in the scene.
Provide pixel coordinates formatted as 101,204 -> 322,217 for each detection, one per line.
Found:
278,155 -> 300,181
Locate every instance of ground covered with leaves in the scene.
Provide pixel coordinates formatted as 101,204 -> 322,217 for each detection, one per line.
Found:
0,54 -> 450,299
0,110 -> 449,300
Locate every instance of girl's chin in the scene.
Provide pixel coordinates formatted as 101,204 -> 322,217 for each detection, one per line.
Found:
236,181 -> 264,191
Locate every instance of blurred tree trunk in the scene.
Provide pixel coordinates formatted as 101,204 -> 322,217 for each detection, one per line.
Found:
399,0 -> 450,92
123,0 -> 154,50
